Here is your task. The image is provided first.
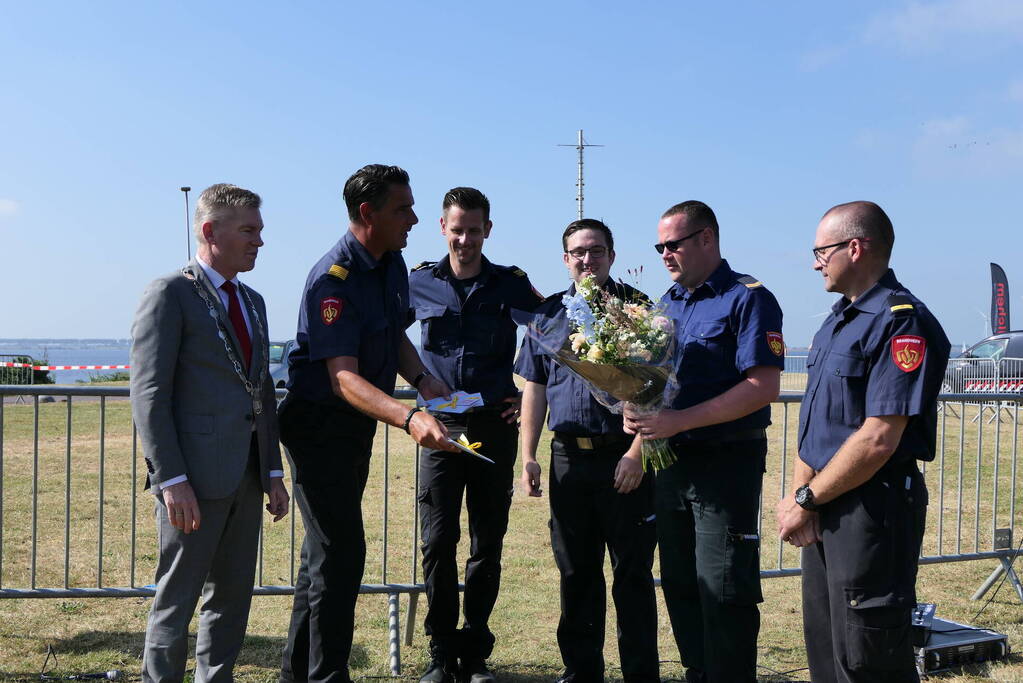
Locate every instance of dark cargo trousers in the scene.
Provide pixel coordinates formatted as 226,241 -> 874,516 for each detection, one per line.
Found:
656,438 -> 766,683
549,437 -> 659,683
279,400 -> 376,683
418,411 -> 517,659
801,463 -> 927,683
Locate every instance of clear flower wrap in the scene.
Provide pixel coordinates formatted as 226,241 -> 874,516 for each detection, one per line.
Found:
514,276 -> 681,471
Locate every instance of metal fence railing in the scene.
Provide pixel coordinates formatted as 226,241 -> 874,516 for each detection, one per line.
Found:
781,354 -> 807,392
0,355 -> 33,386
2,384 -> 1022,673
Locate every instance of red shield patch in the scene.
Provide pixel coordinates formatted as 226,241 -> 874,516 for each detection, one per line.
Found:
320,297 -> 342,326
891,335 -> 926,372
766,331 -> 784,357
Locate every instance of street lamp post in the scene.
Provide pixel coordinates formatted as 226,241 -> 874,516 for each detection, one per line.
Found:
180,186 -> 191,261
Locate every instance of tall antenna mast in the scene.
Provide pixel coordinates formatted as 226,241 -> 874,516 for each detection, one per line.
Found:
558,129 -> 603,219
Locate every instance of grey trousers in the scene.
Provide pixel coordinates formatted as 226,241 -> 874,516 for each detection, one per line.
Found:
141,454 -> 263,683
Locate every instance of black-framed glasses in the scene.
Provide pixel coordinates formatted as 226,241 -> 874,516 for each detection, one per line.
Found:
566,246 -> 608,260
654,227 -> 705,254
812,237 -> 870,265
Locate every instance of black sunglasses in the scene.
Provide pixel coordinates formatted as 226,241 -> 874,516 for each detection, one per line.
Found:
655,227 -> 706,254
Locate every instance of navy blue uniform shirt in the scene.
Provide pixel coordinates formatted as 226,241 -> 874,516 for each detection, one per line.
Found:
798,269 -> 951,471
515,280 -> 648,435
410,255 -> 543,406
287,230 -> 411,412
663,259 -> 785,441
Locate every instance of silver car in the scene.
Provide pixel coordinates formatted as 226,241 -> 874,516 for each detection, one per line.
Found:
269,340 -> 296,389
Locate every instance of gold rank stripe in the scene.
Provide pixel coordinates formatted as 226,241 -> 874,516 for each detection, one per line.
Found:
890,304 -> 914,312
743,281 -> 762,288
328,264 -> 349,280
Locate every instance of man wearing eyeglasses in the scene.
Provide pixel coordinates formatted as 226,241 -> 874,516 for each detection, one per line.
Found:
776,201 -> 949,682
624,201 -> 784,683
408,187 -> 544,683
516,219 -> 660,683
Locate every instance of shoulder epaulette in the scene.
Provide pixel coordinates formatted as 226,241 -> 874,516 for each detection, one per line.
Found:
737,275 -> 762,289
328,264 -> 349,281
411,261 -> 435,272
507,265 -> 528,277
888,293 -> 915,315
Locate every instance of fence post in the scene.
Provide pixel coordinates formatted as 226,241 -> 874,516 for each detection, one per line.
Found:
388,592 -> 401,675
971,556 -> 1023,603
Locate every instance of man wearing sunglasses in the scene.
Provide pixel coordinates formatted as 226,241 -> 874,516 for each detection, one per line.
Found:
624,201 -> 784,683
776,201 -> 950,682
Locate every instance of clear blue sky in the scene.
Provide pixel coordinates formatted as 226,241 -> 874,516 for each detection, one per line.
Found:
2,1 -> 1021,347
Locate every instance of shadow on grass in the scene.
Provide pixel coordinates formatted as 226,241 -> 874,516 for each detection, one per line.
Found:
39,630 -> 324,671
485,671 -> 560,683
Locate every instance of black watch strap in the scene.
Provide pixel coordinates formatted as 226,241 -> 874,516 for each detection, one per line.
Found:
403,406 -> 423,434
412,370 -> 431,389
795,483 -> 818,511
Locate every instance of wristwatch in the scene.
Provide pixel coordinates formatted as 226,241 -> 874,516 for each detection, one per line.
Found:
794,484 -> 818,511
412,370 -> 432,390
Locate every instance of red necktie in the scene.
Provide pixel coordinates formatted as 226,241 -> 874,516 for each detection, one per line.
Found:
220,280 -> 252,369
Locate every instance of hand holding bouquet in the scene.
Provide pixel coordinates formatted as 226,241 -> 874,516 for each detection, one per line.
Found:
518,274 -> 680,471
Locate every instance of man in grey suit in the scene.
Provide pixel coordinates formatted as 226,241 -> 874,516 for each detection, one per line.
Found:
131,183 -> 290,683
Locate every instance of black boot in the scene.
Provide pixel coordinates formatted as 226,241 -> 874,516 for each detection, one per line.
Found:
683,668 -> 707,683
420,644 -> 457,683
459,657 -> 496,683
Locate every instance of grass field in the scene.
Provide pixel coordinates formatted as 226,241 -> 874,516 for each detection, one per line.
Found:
1,394 -> 1023,681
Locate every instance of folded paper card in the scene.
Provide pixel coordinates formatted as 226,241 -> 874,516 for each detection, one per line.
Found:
425,391 -> 485,414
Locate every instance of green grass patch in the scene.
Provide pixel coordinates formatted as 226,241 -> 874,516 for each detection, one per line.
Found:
1,398 -> 1022,680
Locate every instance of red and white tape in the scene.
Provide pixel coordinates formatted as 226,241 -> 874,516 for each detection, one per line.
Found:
1,362 -> 130,371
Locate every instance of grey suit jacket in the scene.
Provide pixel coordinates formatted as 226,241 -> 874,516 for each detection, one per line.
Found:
130,260 -> 282,499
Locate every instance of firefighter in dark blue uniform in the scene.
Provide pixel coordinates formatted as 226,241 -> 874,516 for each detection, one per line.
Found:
517,219 -> 659,683
624,202 -> 784,683
409,187 -> 544,683
777,201 -> 950,683
279,165 -> 458,683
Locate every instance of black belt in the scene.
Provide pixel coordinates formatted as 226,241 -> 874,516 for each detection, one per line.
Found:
554,432 -> 630,450
875,456 -> 920,479
673,428 -> 766,447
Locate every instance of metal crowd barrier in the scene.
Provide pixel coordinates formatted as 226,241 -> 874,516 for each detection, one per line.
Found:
940,357 -> 1023,425
2,384 -> 1022,674
0,355 -> 33,386
780,354 -> 808,392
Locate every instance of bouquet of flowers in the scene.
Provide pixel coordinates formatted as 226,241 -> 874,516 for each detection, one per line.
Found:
518,274 -> 680,471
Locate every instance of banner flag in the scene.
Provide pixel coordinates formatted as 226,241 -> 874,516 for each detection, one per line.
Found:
991,263 -> 1010,335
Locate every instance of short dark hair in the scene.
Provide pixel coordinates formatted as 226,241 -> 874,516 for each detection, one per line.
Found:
562,218 -> 614,252
443,187 -> 490,223
823,201 -> 895,259
661,200 -> 719,239
343,164 -> 410,223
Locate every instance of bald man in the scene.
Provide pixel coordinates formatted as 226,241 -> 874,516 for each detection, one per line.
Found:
777,201 -> 950,682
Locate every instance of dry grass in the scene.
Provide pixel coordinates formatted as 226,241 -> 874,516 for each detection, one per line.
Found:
1,397 -> 1023,681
